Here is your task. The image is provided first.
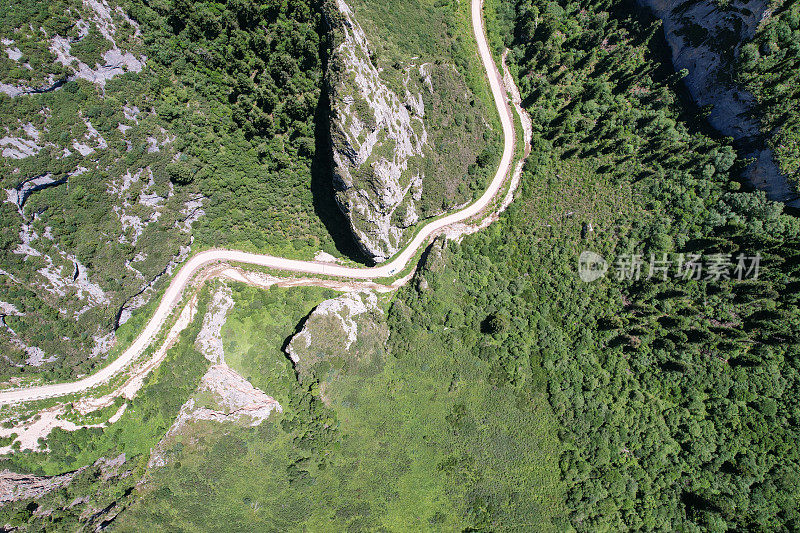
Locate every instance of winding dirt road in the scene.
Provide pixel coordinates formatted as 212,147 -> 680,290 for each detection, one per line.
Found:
0,0 -> 517,406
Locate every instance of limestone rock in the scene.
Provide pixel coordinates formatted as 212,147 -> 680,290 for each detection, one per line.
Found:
327,0 -> 429,261
285,291 -> 388,382
638,0 -> 799,206
326,0 -> 488,261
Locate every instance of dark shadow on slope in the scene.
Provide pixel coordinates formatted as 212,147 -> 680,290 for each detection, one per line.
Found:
310,87 -> 373,265
631,0 -> 800,213
281,308 -> 318,383
627,0 -> 725,141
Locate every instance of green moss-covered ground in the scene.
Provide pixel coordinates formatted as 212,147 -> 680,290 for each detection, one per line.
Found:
113,278 -> 566,531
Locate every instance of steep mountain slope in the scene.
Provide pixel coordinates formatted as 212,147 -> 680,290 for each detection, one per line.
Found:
326,0 -> 497,262
4,0 -> 799,531
0,0 -> 199,380
736,0 -> 800,190
0,1 -> 543,528
0,0 -> 496,379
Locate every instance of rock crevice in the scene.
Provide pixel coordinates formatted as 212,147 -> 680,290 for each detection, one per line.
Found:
638,0 -> 799,207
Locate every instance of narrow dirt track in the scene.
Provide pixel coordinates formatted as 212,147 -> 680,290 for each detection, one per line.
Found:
0,0 -> 518,406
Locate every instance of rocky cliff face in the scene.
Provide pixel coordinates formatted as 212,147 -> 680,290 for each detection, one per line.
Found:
0,469 -> 78,503
326,0 -> 488,262
638,0 -> 799,207
327,0 -> 430,262
0,453 -> 134,528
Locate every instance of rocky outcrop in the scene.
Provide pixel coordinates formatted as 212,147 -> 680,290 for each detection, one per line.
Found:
327,0 -> 431,262
148,289 -> 281,469
638,0 -> 799,207
0,469 -> 77,503
195,285 -> 235,365
148,365 -> 282,469
285,291 -> 388,383
1,0 -> 145,98
5,174 -> 68,212
177,285 -> 280,428
181,366 -> 281,426
0,453 -> 126,504
326,0 -> 488,262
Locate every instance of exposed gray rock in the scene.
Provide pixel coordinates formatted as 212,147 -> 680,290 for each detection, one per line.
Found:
184,365 -> 281,428
328,0 -> 432,262
2,38 -> 22,62
2,0 -> 144,98
286,291 -> 388,383
0,454 -> 127,504
195,285 -> 235,365
148,365 -> 282,469
5,174 -> 66,212
326,0 -> 488,262
0,301 -> 21,316
638,0 -> 799,207
24,346 -> 58,367
0,469 -> 78,503
0,136 -> 40,159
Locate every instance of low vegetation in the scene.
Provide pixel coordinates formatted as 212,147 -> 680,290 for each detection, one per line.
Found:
0,0 -> 197,379
1,1 -> 799,531
0,0 -> 338,380
0,287 -> 211,529
114,280 -> 566,530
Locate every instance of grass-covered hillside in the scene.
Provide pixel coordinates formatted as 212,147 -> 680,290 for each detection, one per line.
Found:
106,277 -> 566,531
